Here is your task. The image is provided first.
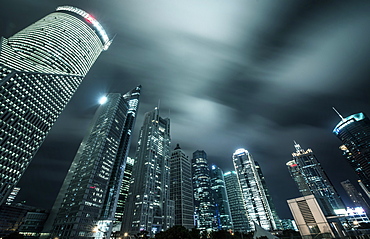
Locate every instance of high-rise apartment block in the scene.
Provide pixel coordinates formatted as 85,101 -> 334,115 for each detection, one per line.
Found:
223,171 -> 250,232
48,88 -> 140,239
333,112 -> 370,193
170,144 -> 194,229
210,165 -> 233,231
192,150 -> 215,232
232,148 -> 280,231
288,142 -> 345,212
0,6 -> 110,205
122,108 -> 173,237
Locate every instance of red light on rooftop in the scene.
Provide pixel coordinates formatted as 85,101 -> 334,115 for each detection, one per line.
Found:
290,164 -> 298,167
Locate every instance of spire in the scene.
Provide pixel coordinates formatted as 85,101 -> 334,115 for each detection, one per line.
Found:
294,141 -> 302,153
174,144 -> 181,150
332,107 -> 344,120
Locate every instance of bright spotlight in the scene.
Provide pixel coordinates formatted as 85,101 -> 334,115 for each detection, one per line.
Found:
99,96 -> 108,104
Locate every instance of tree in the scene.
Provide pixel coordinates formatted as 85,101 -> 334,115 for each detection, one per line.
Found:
3,232 -> 25,239
155,225 -> 192,239
210,230 -> 233,239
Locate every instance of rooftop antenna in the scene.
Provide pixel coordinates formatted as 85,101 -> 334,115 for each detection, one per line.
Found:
332,107 -> 344,120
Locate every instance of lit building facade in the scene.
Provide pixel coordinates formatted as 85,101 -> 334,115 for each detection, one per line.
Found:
112,156 -> 135,234
170,144 -> 194,229
287,195 -> 345,239
224,171 -> 250,232
48,87 -> 141,239
210,165 -> 233,231
288,142 -> 345,212
333,112 -> 370,193
192,150 -> 215,232
122,108 -> 173,237
341,179 -> 370,212
0,6 -> 110,205
232,148 -> 280,231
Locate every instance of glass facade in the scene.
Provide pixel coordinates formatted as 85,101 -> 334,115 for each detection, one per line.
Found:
170,144 -> 194,229
224,171 -> 250,232
210,165 -> 233,231
289,142 -> 345,212
333,112 -> 370,193
49,87 -> 140,239
192,150 -> 215,232
0,6 -> 110,205
122,108 -> 173,237
232,148 -> 280,231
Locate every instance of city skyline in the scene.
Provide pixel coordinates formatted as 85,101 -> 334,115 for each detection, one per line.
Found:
1,0 -> 370,220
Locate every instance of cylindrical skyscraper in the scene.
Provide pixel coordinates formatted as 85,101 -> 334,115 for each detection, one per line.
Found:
333,112 -> 370,193
0,6 -> 110,205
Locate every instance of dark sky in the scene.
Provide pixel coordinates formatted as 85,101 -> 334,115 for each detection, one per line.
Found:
1,0 -> 370,219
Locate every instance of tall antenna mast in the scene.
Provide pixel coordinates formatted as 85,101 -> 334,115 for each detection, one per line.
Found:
332,107 -> 344,120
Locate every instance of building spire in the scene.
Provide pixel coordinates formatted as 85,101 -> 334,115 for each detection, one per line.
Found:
332,107 -> 344,120
294,141 -> 302,153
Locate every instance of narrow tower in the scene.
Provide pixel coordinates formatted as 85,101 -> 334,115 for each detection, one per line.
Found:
170,144 -> 194,229
210,165 -> 233,231
192,150 -> 215,232
122,108 -> 173,237
232,148 -> 280,231
224,171 -> 250,232
49,87 -> 140,239
0,6 -> 110,205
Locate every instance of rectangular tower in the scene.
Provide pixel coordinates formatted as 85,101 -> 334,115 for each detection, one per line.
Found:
170,144 -> 194,229
122,108 -> 173,237
289,142 -> 345,212
48,87 -> 140,239
210,165 -> 233,231
224,171 -> 250,232
0,6 -> 110,205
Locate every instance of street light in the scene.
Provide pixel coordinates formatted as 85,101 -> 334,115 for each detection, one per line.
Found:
124,232 -> 132,239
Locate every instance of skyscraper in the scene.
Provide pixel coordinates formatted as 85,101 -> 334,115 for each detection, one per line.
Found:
192,150 -> 215,232
48,87 -> 140,239
122,108 -> 173,237
224,171 -> 250,232
0,6 -> 111,205
170,144 -> 194,229
232,148 -> 280,231
113,156 -> 135,234
289,142 -> 345,211
210,165 -> 233,231
333,112 -> 370,193
341,179 -> 370,211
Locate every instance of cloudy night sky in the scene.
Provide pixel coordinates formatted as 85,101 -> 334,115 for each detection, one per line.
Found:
1,0 -> 370,219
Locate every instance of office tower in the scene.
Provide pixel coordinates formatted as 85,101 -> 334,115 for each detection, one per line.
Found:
287,195 -> 345,239
6,187 -> 20,205
232,148 -> 279,231
224,171 -> 250,232
169,144 -> 194,229
333,112 -> 370,193
210,165 -> 233,231
0,6 -> 111,205
48,87 -> 140,239
192,150 -> 215,232
286,161 -> 311,196
289,142 -> 345,211
341,179 -> 370,211
112,156 -> 135,235
122,108 -> 173,237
